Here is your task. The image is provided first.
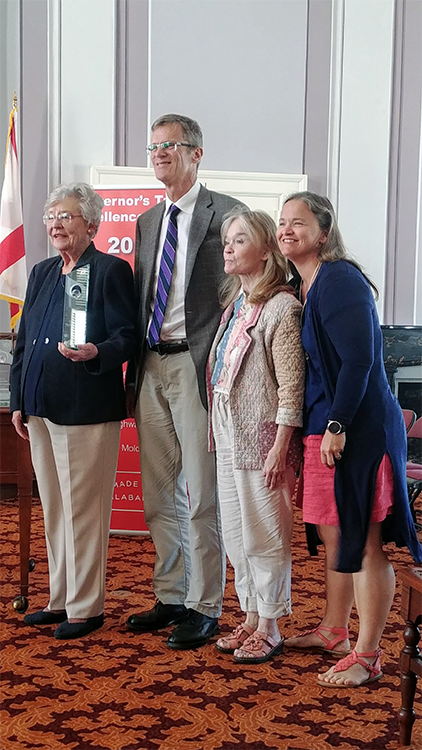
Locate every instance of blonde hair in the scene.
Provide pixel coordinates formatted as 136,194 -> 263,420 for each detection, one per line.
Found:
219,206 -> 292,307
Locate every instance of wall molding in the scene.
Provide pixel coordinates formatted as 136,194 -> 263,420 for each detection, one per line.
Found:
47,0 -> 61,194
326,0 -> 345,212
90,166 -> 308,223
114,0 -> 127,166
385,0 -> 422,323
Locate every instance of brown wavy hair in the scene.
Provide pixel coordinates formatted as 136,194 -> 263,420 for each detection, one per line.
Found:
282,191 -> 379,298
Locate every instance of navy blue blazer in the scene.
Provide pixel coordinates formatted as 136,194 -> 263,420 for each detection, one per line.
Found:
304,260 -> 422,572
10,243 -> 137,425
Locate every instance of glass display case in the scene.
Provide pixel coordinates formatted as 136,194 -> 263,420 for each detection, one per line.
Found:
0,333 -> 15,408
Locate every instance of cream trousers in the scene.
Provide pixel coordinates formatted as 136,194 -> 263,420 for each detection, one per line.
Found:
27,417 -> 120,619
212,391 -> 293,619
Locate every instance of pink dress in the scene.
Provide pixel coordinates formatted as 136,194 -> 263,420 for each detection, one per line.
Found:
302,434 -> 394,526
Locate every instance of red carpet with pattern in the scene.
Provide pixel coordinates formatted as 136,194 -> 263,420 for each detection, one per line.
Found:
1,496 -> 421,750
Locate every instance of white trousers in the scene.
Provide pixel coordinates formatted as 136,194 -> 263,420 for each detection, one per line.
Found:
212,391 -> 293,619
136,350 -> 225,617
27,417 -> 120,619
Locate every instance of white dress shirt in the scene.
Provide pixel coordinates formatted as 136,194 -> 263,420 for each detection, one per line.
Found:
148,181 -> 201,342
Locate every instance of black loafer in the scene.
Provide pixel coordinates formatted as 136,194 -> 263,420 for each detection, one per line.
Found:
54,614 -> 104,640
24,610 -> 67,625
166,609 -> 219,649
126,600 -> 188,632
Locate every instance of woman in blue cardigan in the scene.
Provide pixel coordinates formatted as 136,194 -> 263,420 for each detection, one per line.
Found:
276,191 -> 421,688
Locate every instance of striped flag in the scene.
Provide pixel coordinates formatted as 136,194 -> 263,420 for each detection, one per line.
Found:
0,98 -> 27,329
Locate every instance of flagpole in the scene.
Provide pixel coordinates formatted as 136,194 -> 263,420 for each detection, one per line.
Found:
10,91 -> 18,353
9,92 -> 18,349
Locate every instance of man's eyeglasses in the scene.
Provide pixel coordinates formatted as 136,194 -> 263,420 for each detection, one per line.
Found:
43,212 -> 84,225
145,141 -> 195,154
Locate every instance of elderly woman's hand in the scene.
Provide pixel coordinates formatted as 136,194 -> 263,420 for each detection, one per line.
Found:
12,410 -> 29,440
58,341 -> 99,362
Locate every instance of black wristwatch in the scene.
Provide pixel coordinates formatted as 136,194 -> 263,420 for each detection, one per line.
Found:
327,420 -> 346,435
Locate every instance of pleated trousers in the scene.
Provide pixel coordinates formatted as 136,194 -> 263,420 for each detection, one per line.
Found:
136,350 -> 225,617
27,416 -> 120,619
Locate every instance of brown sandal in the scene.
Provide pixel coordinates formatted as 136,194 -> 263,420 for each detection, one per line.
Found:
216,623 -> 255,653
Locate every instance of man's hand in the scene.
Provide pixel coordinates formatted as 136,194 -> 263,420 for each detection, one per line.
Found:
125,384 -> 136,418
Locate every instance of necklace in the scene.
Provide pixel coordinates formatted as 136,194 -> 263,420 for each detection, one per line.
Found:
299,261 -> 322,304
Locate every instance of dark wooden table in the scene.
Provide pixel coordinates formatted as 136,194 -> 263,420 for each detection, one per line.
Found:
0,407 -> 33,611
398,566 -> 422,746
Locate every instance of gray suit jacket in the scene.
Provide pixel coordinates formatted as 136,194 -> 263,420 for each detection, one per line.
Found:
130,184 -> 244,409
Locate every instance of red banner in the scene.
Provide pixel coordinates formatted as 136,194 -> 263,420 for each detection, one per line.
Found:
94,186 -> 166,533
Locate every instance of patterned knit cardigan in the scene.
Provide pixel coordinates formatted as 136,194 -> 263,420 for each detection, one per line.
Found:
207,291 -> 305,470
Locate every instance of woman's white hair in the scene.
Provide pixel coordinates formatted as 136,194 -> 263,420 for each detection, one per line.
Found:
44,183 -> 104,235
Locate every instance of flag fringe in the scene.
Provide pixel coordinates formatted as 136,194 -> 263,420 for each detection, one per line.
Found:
0,292 -> 24,306
10,307 -> 22,329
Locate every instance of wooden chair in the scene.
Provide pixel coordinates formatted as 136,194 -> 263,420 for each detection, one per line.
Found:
406,416 -> 422,532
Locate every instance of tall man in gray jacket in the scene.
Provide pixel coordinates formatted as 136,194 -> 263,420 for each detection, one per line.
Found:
126,114 -> 244,649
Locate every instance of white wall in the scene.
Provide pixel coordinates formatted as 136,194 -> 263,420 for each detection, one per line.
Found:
150,0 -> 308,174
1,0 -> 421,329
335,0 -> 395,319
61,0 -> 115,183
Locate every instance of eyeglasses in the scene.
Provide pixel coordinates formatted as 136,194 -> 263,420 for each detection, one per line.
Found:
145,141 -> 195,154
42,212 -> 84,225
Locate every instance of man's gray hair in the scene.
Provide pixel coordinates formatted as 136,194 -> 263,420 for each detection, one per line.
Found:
151,114 -> 203,148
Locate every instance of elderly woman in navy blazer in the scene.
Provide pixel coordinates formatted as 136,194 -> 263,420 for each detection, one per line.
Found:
277,191 -> 422,687
10,182 -> 137,639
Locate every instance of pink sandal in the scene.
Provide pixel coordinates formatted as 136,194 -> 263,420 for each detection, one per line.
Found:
285,625 -> 351,657
216,623 -> 255,653
233,631 -> 284,664
317,648 -> 383,688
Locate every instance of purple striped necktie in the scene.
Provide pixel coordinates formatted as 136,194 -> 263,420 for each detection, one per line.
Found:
147,204 -> 181,347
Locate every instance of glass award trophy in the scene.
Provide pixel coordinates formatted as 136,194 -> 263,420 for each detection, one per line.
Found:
62,265 -> 90,349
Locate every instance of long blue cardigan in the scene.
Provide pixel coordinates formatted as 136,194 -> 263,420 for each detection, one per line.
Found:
303,260 -> 421,572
